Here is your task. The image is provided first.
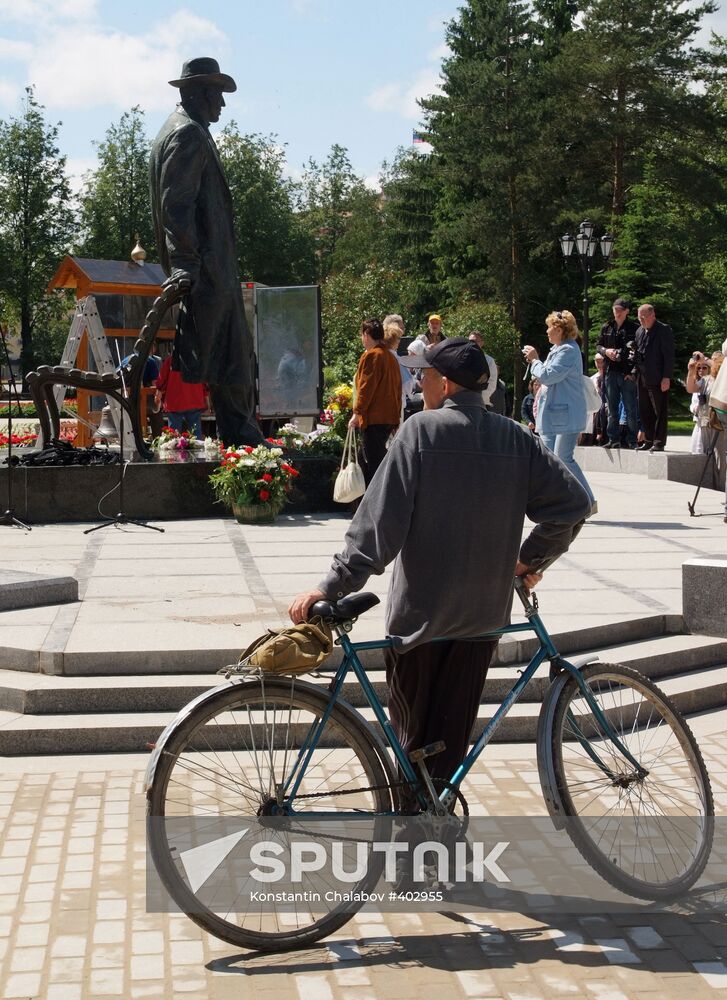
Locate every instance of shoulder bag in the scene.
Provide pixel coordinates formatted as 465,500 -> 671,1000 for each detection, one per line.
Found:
582,374 -> 602,414
333,425 -> 366,503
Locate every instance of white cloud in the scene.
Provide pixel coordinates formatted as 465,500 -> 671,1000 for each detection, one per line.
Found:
288,0 -> 327,17
427,10 -> 451,33
366,66 -> 442,120
0,39 -> 34,61
428,42 -> 450,62
0,79 -> 19,108
65,155 -> 97,195
26,12 -> 228,112
0,0 -> 97,24
365,36 -> 449,120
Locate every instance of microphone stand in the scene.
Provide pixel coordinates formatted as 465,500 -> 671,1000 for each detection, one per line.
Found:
84,348 -> 164,534
0,324 -> 31,531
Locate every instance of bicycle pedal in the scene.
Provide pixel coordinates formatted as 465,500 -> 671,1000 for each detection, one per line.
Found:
409,741 -> 446,763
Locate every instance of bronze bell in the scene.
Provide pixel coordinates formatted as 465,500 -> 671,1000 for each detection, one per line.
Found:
94,405 -> 118,442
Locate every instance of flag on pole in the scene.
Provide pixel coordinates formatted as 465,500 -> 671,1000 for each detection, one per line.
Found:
412,130 -> 427,145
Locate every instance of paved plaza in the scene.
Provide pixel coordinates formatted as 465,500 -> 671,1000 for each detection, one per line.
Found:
0,461 -> 726,998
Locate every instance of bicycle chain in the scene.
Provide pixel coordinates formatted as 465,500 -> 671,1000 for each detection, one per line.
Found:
291,780 -> 407,800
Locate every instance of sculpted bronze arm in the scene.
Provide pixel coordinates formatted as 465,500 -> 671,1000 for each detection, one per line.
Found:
158,125 -> 208,287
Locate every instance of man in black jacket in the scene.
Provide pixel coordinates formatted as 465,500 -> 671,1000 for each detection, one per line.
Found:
634,303 -> 675,452
596,297 -> 639,449
150,57 -> 265,447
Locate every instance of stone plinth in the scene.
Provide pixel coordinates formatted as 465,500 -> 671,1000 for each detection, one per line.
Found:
0,570 -> 78,611
682,558 -> 727,637
0,454 -> 340,523
575,444 -> 725,490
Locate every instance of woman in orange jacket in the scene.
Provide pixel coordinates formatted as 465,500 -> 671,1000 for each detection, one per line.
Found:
348,318 -> 402,485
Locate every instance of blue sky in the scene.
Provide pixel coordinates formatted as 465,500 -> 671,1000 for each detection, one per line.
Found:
0,0 -> 461,190
0,0 -> 725,193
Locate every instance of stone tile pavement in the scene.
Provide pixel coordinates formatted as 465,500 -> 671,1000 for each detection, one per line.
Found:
0,464 -> 725,668
0,725 -> 725,1000
0,453 -> 726,996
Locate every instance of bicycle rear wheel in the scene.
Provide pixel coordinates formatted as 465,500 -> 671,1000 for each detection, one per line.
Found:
547,663 -> 713,901
147,676 -> 394,951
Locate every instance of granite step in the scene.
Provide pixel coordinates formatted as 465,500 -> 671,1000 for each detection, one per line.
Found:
0,663 -> 724,754
0,612 -> 683,675
0,633 -> 724,715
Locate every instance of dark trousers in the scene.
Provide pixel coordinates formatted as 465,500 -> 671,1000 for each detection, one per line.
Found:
361,424 -> 395,485
210,384 -> 265,447
638,380 -> 669,448
384,638 -> 498,787
605,372 -> 638,446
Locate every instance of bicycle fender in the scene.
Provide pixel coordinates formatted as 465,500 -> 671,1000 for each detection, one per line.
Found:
143,674 -> 398,799
536,669 -> 572,829
144,678 -> 241,795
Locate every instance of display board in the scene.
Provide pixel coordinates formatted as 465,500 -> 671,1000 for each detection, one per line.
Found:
254,285 -> 322,418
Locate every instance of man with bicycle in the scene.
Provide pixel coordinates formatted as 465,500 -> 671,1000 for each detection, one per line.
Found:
289,338 -> 590,785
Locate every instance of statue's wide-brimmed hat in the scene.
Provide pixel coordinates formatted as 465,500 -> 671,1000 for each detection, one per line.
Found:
169,57 -> 237,93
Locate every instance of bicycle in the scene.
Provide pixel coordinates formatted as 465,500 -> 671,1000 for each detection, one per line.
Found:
145,581 -> 714,952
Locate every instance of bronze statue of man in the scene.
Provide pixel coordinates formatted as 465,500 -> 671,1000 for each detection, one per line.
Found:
149,57 -> 264,446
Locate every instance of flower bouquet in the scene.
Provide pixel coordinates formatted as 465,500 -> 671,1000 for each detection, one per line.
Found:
153,427 -> 205,453
320,383 -> 354,440
277,421 -> 344,458
209,444 -> 299,523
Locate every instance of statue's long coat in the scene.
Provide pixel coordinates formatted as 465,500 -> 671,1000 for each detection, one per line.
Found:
149,106 -> 253,387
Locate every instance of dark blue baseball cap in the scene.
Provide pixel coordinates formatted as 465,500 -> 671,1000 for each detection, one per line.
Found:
401,337 -> 490,391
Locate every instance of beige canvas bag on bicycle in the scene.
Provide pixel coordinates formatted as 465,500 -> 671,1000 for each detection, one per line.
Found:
237,617 -> 334,676
333,425 -> 365,503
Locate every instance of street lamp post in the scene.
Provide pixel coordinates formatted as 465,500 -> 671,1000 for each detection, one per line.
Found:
559,220 -> 614,363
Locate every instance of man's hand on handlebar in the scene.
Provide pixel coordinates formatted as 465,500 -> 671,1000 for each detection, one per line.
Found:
514,561 -> 543,596
288,588 -> 325,625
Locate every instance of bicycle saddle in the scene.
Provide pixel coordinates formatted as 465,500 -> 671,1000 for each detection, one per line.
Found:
309,592 -> 380,623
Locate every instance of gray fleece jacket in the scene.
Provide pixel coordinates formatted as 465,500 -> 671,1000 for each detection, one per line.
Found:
319,390 -> 590,648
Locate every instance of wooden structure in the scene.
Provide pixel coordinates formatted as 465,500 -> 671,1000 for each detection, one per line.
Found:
28,282 -> 187,461
47,256 -> 176,447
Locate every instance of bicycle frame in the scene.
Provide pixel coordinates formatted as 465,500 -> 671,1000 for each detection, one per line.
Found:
282,589 -> 645,815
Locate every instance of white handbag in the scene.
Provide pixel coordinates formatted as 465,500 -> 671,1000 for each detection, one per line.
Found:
333,426 -> 366,503
582,374 -> 602,414
709,358 -> 727,412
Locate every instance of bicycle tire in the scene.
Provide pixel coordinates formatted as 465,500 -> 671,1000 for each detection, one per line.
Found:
147,676 -> 394,951
546,662 -> 713,901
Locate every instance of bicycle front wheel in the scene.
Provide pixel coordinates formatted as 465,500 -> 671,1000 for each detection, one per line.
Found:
547,663 -> 713,901
147,676 -> 394,951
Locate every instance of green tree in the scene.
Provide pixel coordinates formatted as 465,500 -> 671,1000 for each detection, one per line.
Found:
444,299 -> 520,381
421,0 -> 555,405
299,145 -> 377,280
321,264 -> 416,382
217,126 -> 314,285
76,107 -> 154,261
562,0 -> 721,223
380,148 -> 444,321
0,87 -> 76,378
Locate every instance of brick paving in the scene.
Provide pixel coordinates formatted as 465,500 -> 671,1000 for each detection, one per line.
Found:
0,731 -> 725,999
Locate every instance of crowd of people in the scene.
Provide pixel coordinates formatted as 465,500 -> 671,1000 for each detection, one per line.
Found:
288,302 -> 727,787
347,312 -> 512,486
345,298 -> 727,523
